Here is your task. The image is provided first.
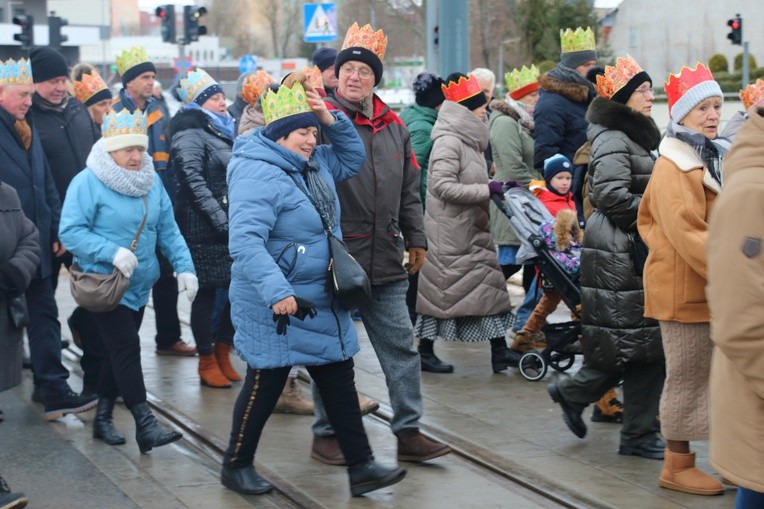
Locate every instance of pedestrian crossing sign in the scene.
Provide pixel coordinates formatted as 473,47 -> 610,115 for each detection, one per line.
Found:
303,3 -> 337,43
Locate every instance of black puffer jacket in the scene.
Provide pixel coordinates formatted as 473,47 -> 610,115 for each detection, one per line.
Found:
581,97 -> 664,372
169,108 -> 233,288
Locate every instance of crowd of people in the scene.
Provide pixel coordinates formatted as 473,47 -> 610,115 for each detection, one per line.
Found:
1,17 -> 764,508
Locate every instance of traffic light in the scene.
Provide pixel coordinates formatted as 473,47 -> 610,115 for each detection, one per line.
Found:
13,15 -> 34,49
727,14 -> 742,45
183,5 -> 207,43
49,15 -> 68,49
156,5 -> 176,43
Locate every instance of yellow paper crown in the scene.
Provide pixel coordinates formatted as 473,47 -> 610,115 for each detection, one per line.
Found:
341,22 -> 387,60
740,79 -> 764,109
0,58 -> 33,85
302,65 -> 324,91
74,70 -> 109,105
116,46 -> 150,76
241,70 -> 275,106
560,27 -> 596,53
102,110 -> 147,138
262,81 -> 313,125
595,54 -> 644,99
505,65 -> 540,99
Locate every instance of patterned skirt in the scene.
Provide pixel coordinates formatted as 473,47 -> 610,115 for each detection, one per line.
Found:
414,313 -> 518,342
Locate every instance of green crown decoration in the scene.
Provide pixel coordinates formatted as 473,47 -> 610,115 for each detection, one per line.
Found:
505,65 -> 540,93
262,81 -> 313,126
560,27 -> 596,53
116,46 -> 150,76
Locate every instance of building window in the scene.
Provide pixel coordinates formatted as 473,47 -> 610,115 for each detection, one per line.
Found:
629,27 -> 638,49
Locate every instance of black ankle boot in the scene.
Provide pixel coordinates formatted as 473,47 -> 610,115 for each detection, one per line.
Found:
93,398 -> 126,445
418,339 -> 454,373
221,465 -> 273,495
490,338 -> 522,373
348,457 -> 406,497
130,402 -> 182,454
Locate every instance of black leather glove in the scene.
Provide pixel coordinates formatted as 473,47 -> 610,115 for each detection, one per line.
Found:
273,297 -> 318,336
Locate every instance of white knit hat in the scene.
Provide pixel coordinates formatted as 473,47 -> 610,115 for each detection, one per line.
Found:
664,63 -> 723,121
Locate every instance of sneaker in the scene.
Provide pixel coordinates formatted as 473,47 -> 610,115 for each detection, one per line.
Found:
156,340 -> 197,356
618,436 -> 665,459
31,386 -> 43,404
0,475 -> 28,509
43,390 -> 98,421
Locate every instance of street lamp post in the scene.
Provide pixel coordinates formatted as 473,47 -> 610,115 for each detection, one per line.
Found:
497,38 -> 521,96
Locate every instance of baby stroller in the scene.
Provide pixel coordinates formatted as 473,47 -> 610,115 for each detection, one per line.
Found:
491,187 -> 583,381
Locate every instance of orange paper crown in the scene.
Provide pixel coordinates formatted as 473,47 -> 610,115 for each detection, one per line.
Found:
595,54 -> 644,99
241,70 -> 275,106
74,70 -> 109,105
302,65 -> 324,90
441,74 -> 482,103
664,62 -> 714,111
341,22 -> 387,60
740,79 -> 764,109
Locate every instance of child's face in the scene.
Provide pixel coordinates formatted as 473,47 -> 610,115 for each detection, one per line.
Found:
550,172 -> 573,194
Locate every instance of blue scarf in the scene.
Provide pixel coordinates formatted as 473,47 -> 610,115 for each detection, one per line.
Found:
185,102 -> 236,140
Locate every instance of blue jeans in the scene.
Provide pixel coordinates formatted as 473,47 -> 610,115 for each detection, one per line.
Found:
313,279 -> 423,435
513,274 -> 541,331
27,277 -> 71,398
737,487 -> 764,509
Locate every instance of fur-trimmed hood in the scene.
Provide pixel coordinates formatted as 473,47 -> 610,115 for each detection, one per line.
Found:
587,96 -> 661,152
489,98 -> 521,122
539,73 -> 590,103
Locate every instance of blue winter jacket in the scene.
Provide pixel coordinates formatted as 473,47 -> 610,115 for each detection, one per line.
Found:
59,169 -> 195,311
227,112 -> 366,369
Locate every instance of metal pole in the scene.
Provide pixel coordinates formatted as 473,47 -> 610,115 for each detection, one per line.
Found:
179,42 -> 187,79
743,41 -> 750,90
426,0 -> 438,73
497,44 -> 504,96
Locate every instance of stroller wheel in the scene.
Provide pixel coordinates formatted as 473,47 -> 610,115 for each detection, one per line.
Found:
519,351 -> 547,382
550,352 -> 576,372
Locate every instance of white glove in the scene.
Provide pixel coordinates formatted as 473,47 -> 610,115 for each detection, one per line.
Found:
177,272 -> 198,302
112,247 -> 138,278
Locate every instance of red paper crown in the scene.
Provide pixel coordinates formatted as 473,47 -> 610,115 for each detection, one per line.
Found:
441,74 -> 482,103
664,62 -> 714,111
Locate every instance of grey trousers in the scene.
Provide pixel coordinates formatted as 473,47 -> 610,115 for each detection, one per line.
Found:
557,362 -> 665,446
312,279 -> 423,436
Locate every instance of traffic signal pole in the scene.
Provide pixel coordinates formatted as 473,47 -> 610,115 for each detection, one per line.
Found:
743,41 -> 750,91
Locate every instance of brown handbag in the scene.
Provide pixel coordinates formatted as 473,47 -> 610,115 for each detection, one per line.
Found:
69,196 -> 148,313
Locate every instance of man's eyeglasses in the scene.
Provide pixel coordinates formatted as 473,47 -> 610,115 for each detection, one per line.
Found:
340,65 -> 374,80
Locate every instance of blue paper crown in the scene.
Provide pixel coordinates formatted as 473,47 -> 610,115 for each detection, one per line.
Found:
102,110 -> 148,139
178,68 -> 217,104
0,58 -> 33,85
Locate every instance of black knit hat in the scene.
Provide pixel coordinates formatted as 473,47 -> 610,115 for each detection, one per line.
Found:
264,111 -> 320,142
334,47 -> 383,86
413,72 -> 445,109
444,72 -> 487,111
610,71 -> 651,105
121,62 -> 157,88
312,47 -> 338,72
30,47 -> 69,83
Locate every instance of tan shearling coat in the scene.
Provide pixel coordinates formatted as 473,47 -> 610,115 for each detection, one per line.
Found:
637,136 -> 719,323
707,110 -> 764,493
416,101 -> 513,319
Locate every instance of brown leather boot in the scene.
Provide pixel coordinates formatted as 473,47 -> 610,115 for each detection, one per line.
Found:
198,354 -> 232,388
658,449 -> 724,496
213,342 -> 242,382
274,377 -> 314,415
396,429 -> 452,462
311,435 -> 346,466
358,393 -> 379,415
591,387 -> 623,423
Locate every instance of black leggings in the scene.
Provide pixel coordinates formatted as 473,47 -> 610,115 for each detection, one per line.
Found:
223,359 -> 372,469
190,287 -> 234,356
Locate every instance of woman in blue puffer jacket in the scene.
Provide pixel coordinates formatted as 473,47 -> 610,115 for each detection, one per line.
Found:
221,73 -> 406,498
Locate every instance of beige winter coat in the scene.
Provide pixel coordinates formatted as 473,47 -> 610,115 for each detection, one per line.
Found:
707,109 -> 764,493
416,101 -> 513,319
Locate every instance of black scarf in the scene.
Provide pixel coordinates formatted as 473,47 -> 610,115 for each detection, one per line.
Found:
666,121 -> 731,185
302,160 -> 337,231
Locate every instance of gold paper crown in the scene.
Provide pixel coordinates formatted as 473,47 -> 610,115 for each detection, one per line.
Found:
0,58 -> 33,85
505,65 -> 540,99
262,81 -> 313,125
116,46 -> 150,76
178,68 -> 217,104
74,70 -> 109,105
241,70 -> 276,106
740,79 -> 764,109
595,54 -> 644,99
441,74 -> 482,103
102,110 -> 148,138
560,27 -> 596,53
302,65 -> 324,91
341,22 -> 387,60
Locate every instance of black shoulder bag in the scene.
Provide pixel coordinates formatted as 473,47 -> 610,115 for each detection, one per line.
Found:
627,232 -> 648,277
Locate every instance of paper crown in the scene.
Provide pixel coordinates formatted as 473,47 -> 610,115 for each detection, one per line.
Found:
0,58 -> 33,85
302,65 -> 324,90
341,22 -> 387,60
102,110 -> 147,138
116,46 -> 151,76
441,74 -> 482,103
664,62 -> 715,111
505,65 -> 540,99
740,79 -> 764,109
595,54 -> 644,99
262,81 -> 313,125
178,68 -> 217,104
241,70 -> 275,106
560,27 -> 596,53
74,70 -> 109,105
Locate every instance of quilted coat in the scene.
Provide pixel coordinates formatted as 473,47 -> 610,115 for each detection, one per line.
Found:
416,100 -> 513,319
581,97 -> 664,372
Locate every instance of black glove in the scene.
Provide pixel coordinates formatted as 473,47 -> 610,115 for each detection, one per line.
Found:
273,297 -> 318,336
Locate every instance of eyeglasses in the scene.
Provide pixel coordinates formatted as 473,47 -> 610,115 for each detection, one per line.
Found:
635,84 -> 654,97
340,64 -> 374,80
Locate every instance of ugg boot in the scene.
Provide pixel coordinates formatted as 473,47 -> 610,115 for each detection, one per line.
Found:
93,397 -> 126,445
591,387 -> 624,423
509,330 -> 537,354
658,449 -> 724,496
273,377 -> 314,415
198,354 -> 232,388
130,402 -> 182,454
213,342 -> 242,382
